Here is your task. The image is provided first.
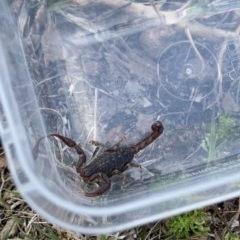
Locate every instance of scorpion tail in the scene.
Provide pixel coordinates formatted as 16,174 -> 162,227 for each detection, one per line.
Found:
131,121 -> 164,154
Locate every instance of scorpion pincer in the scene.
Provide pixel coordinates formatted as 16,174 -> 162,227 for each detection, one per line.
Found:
33,121 -> 164,197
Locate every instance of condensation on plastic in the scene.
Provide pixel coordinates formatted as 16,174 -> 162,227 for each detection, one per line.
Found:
1,0 -> 240,234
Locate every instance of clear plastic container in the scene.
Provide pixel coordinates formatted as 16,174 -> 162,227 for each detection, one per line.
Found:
1,0 -> 240,234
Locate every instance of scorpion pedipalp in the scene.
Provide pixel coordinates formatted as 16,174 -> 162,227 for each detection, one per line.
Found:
84,172 -> 111,197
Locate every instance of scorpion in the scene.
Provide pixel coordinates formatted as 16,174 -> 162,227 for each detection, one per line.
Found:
33,121 -> 164,197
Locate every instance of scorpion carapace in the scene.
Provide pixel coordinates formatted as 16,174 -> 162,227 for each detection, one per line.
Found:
33,121 -> 164,197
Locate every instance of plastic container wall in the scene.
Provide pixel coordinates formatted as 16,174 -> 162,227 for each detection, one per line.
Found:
0,0 -> 240,234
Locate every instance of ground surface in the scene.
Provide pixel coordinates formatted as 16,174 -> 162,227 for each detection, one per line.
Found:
1,151 -> 240,240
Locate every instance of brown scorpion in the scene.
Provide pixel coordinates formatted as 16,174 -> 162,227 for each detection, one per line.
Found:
33,121 -> 163,197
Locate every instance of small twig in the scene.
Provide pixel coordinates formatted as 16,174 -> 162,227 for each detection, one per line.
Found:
185,27 -> 205,77
144,219 -> 161,240
0,169 -> 5,198
149,0 -> 164,20
223,197 -> 240,236
184,143 -> 202,162
25,214 -> 37,234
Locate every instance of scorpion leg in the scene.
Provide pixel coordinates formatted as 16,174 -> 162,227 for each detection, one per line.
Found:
89,136 -> 127,154
129,162 -> 142,179
48,134 -> 86,172
107,136 -> 127,151
129,161 -> 141,168
88,140 -> 106,157
89,140 -> 106,148
85,172 -> 111,197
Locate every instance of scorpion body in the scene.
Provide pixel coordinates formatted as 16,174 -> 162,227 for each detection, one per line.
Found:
34,121 -> 163,197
